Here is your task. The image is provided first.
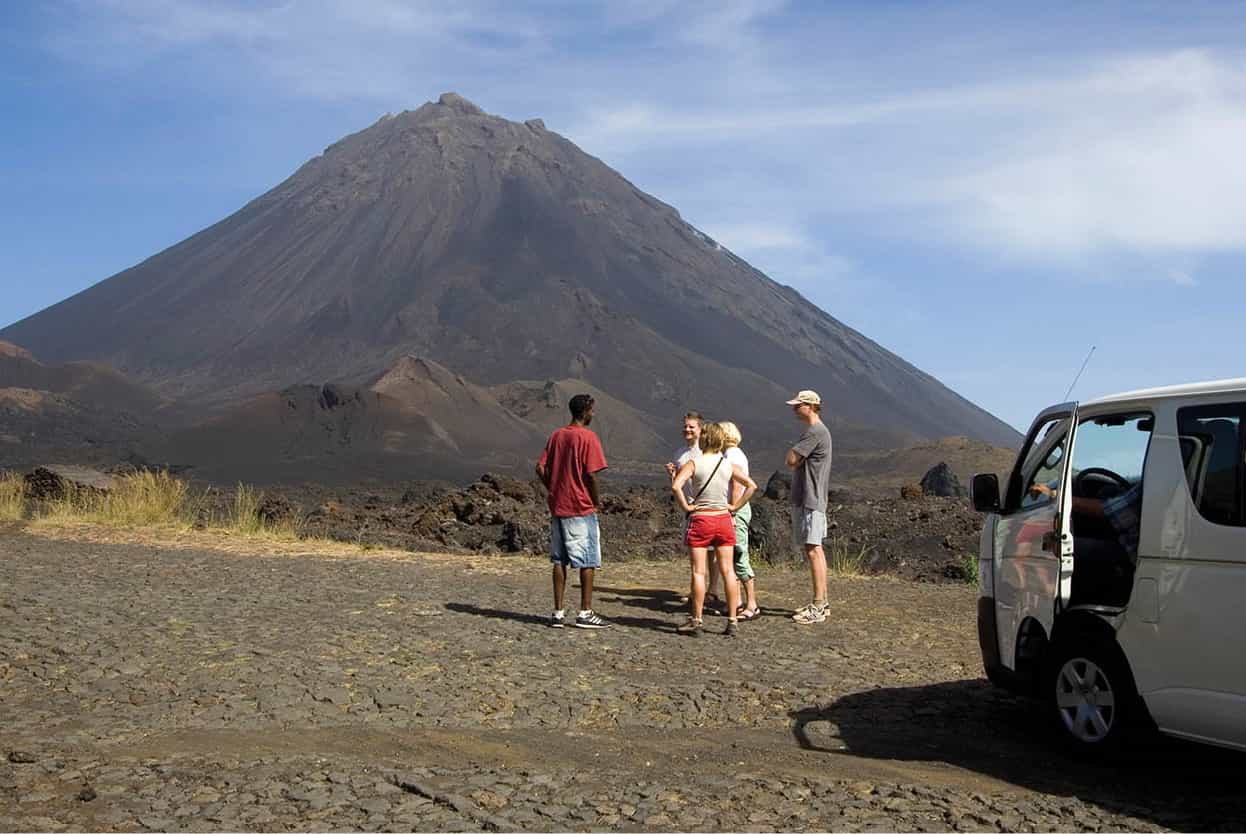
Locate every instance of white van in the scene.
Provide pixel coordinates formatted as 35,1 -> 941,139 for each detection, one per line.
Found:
971,379 -> 1246,751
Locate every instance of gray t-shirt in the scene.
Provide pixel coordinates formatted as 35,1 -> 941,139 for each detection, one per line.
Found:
790,420 -> 833,512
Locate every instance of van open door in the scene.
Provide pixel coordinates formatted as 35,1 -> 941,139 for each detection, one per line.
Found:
1054,403 -> 1079,614
992,402 -> 1076,675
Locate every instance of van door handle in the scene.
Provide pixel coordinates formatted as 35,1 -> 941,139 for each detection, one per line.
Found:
1041,531 -> 1058,553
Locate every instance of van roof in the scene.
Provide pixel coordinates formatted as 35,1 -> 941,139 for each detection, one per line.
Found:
1083,377 -> 1246,407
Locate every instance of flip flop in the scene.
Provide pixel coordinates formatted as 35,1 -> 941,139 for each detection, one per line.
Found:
737,606 -> 761,621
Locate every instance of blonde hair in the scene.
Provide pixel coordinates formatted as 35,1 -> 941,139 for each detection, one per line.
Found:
718,421 -> 741,448
698,422 -> 726,453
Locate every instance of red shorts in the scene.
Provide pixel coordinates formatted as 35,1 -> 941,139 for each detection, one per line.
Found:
685,512 -> 736,548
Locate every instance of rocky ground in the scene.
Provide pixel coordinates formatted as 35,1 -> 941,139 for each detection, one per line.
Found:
3,523 -> 1246,832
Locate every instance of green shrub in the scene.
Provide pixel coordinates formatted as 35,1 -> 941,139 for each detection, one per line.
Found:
961,552 -> 980,585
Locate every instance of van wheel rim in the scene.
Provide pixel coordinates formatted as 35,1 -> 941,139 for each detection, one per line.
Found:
1055,658 -> 1116,743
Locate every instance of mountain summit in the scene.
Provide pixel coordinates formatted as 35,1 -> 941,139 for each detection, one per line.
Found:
1,93 -> 1018,455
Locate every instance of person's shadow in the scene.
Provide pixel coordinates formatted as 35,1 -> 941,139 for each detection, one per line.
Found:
790,680 -> 1246,831
593,585 -> 685,615
444,601 -> 675,632
594,585 -> 791,619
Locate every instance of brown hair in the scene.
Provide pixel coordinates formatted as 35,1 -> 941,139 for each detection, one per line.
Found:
698,422 -> 726,453
684,411 -> 703,425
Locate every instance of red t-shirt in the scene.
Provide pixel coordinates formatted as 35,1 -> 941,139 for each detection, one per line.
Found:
538,425 -> 608,517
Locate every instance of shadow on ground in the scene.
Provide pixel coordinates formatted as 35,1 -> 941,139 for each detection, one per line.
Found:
444,601 -> 675,632
595,585 -> 793,618
792,680 -> 1246,831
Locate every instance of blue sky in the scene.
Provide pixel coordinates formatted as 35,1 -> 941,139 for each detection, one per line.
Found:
3,1 -> 1245,432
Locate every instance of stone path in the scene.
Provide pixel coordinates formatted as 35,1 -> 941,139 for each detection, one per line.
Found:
3,525 -> 1245,831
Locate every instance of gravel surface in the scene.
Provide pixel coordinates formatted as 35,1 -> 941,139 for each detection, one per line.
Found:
3,524 -> 1245,832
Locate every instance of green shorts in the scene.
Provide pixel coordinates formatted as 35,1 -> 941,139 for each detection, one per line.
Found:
732,503 -> 753,581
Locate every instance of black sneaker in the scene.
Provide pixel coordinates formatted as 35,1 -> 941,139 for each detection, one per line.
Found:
724,620 -> 739,637
550,611 -> 566,629
574,611 -> 611,629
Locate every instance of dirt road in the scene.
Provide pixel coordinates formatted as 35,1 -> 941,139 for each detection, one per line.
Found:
2,524 -> 1243,832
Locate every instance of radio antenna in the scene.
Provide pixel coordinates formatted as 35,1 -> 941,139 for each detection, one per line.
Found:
1062,345 -> 1096,402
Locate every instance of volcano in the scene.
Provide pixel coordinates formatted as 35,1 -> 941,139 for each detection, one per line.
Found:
1,93 -> 1018,464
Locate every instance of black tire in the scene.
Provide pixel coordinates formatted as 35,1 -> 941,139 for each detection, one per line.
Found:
1045,635 -> 1137,753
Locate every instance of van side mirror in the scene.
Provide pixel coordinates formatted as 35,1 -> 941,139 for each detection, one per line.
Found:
971,473 -> 1001,513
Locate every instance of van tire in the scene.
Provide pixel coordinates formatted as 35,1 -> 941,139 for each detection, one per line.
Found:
1044,635 -> 1137,753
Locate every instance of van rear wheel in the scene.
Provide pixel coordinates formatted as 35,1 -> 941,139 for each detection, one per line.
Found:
1046,636 -> 1136,751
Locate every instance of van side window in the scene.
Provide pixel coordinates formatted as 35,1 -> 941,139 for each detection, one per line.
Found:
1019,434 -> 1066,511
1069,412 -> 1153,499
1177,404 -> 1245,527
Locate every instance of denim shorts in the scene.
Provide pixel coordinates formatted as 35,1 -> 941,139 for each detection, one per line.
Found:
549,513 -> 602,569
792,508 -> 828,547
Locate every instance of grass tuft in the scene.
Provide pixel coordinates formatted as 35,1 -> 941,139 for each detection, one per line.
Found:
228,482 -> 265,535
826,536 -> 872,576
225,483 -> 300,539
0,471 -> 26,522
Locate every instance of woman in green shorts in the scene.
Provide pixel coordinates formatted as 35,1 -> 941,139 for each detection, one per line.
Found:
720,421 -> 760,620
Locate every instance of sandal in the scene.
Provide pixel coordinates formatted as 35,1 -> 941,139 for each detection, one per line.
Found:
737,606 -> 761,621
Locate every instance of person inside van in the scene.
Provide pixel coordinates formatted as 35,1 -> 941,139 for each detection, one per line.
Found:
1030,480 -> 1140,604
1030,480 -> 1141,561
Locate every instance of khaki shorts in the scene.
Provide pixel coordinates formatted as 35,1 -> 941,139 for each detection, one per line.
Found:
792,508 -> 827,548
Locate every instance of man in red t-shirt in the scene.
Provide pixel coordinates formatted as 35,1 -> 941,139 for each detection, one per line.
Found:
536,394 -> 611,629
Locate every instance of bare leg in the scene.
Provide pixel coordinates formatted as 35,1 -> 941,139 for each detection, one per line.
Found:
717,546 -> 740,620
689,547 -> 709,620
552,563 -> 567,610
807,543 -> 828,604
742,577 -> 757,611
579,567 -> 595,611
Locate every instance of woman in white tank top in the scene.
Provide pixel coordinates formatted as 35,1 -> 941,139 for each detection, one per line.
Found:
671,422 -> 758,636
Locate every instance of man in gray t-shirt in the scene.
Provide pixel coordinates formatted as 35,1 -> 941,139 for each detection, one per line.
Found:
785,389 -> 833,625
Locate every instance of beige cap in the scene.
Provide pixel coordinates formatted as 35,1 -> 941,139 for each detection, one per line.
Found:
785,389 -> 821,406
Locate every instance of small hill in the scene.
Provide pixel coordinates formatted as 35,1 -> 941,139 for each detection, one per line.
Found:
0,387 -> 153,469
0,342 -> 168,416
154,383 -> 503,484
492,378 -> 667,467
371,355 -> 544,454
0,340 -> 34,361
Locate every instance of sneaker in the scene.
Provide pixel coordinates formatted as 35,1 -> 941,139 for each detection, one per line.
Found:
676,617 -> 703,637
793,604 -> 828,625
724,620 -> 740,637
550,610 -> 566,629
574,610 -> 611,629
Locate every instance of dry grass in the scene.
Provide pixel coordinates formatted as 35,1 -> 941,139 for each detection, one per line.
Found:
0,471 -> 26,522
35,470 -> 192,529
29,472 -> 305,542
827,536 -> 872,576
223,482 -> 300,539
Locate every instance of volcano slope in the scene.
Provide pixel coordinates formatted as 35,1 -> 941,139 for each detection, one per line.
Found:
1,93 -> 1018,466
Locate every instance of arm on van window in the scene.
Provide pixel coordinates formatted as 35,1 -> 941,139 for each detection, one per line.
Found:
1029,482 -> 1107,519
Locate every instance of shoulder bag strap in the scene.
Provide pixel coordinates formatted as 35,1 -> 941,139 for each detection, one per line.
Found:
690,453 -> 725,504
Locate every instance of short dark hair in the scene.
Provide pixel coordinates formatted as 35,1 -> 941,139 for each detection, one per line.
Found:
684,411 -> 703,424
569,394 -> 595,420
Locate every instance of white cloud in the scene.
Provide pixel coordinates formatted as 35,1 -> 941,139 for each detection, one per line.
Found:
39,5 -> 1246,266
700,222 -> 809,251
569,48 -> 1246,263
